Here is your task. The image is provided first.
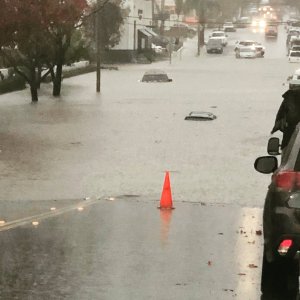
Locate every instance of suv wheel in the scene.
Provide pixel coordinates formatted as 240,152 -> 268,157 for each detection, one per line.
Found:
261,248 -> 299,298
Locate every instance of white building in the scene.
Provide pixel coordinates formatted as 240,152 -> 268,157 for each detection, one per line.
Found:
112,0 -> 157,61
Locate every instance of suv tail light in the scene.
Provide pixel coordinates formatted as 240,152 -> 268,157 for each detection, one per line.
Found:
273,171 -> 300,191
278,239 -> 293,256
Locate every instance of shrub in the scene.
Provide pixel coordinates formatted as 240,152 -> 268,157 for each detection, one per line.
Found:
0,75 -> 26,94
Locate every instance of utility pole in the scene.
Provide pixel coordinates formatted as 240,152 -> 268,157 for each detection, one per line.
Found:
197,0 -> 205,56
96,0 -> 101,93
133,20 -> 136,51
197,22 -> 200,56
160,0 -> 165,35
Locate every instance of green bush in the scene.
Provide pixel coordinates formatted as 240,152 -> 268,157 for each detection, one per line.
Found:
62,64 -> 96,79
0,76 -> 26,94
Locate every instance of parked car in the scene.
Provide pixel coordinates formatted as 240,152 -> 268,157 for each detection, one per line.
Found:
287,30 -> 300,46
209,31 -> 228,46
288,68 -> 300,90
288,37 -> 300,55
235,46 -> 257,58
235,40 -> 265,57
289,51 -> 300,63
206,37 -> 223,54
254,126 -> 300,297
151,43 -> 165,53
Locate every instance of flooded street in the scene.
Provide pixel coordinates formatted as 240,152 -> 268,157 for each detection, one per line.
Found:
0,25 -> 298,299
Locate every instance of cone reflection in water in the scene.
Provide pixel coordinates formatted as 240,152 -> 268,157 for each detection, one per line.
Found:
159,171 -> 174,209
160,209 -> 173,246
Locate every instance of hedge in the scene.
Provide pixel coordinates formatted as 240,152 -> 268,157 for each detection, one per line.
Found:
0,76 -> 26,95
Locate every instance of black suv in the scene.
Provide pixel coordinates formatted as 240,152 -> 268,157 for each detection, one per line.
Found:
255,125 -> 300,298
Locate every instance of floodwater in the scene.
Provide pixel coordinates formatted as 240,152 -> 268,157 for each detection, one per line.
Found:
0,24 -> 298,299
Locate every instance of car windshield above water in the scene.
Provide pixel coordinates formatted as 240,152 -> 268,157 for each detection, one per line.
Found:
141,70 -> 172,82
239,41 -> 255,46
240,47 -> 255,52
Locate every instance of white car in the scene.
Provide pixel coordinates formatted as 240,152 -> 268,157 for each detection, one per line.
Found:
210,31 -> 228,46
235,40 -> 265,57
288,68 -> 300,89
151,43 -> 164,53
289,51 -> 300,63
236,46 -> 257,58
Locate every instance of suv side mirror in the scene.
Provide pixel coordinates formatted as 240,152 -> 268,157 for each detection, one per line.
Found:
267,137 -> 280,155
254,156 -> 278,174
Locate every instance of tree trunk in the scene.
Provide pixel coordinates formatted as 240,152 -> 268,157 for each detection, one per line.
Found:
200,28 -> 205,46
30,84 -> 38,102
53,63 -> 62,97
30,67 -> 38,102
37,65 -> 42,89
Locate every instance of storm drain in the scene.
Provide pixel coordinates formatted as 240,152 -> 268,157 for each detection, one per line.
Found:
185,111 -> 217,121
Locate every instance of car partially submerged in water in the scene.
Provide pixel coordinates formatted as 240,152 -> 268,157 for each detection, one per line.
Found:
141,70 -> 172,82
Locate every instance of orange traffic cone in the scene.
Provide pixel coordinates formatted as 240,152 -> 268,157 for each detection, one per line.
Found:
158,171 -> 175,209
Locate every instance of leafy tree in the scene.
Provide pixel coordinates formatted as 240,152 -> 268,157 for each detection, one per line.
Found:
0,0 -> 88,102
184,0 -> 219,46
175,0 -> 184,18
0,0 -> 52,102
84,0 -> 124,52
65,29 -> 92,64
44,0 -> 88,96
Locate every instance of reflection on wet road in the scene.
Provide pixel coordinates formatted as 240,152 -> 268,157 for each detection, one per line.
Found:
0,197 -> 266,299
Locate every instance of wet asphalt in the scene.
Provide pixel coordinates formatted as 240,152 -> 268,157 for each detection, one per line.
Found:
0,197 -> 263,300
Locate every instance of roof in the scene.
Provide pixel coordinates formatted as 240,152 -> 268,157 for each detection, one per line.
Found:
138,29 -> 152,37
144,69 -> 167,75
144,27 -> 158,37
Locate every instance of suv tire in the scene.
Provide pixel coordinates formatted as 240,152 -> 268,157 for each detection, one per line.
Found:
261,248 -> 299,297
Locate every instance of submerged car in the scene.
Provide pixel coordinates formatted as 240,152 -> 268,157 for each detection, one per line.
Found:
141,70 -> 172,82
254,125 -> 300,297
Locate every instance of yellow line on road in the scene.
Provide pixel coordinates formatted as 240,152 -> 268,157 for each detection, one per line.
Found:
0,198 -> 100,233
